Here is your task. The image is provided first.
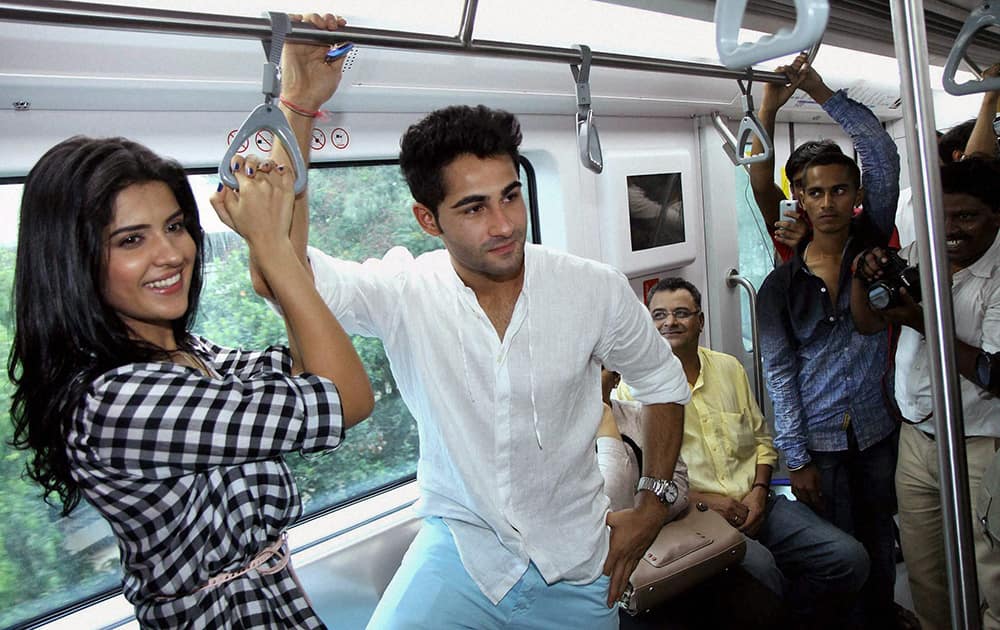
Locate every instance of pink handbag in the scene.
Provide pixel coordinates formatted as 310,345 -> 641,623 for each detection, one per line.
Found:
619,506 -> 747,616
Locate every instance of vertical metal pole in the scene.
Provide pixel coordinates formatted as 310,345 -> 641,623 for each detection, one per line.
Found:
458,0 -> 479,46
726,269 -> 764,406
888,1 -> 981,628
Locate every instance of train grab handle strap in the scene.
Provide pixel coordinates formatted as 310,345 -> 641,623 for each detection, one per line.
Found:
570,44 -> 603,174
733,75 -> 773,165
219,11 -> 309,194
942,2 -> 1000,96
715,0 -> 829,70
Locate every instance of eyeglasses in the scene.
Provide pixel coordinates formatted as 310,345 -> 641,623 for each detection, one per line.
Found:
651,308 -> 701,322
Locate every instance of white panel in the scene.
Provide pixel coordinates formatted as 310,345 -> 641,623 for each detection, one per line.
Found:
596,150 -> 696,276
51,0 -> 467,35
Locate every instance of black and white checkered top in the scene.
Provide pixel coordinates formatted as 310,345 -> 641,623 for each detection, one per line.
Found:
65,335 -> 343,629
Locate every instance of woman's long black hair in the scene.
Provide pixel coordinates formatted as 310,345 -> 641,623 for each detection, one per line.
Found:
8,136 -> 205,515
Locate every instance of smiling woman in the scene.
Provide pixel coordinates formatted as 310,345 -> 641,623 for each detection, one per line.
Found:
6,135 -> 373,629
101,182 -> 198,347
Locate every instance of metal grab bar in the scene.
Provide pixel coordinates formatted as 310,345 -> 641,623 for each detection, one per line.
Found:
715,0 -> 829,69
710,112 -> 749,172
726,268 -> 764,406
943,1 -> 1000,95
804,38 -> 822,66
0,1 -> 788,84
889,1 -> 981,628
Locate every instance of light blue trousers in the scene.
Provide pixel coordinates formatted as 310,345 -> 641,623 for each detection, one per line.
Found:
366,517 -> 619,630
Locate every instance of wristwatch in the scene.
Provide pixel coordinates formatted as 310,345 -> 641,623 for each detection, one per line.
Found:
636,476 -> 679,505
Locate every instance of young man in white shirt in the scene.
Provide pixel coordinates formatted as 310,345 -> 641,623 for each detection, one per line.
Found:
273,20 -> 691,629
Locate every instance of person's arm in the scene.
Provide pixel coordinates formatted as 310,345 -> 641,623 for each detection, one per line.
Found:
244,12 -> 347,304
812,67 -> 900,237
739,464 -> 773,537
749,55 -> 807,230
602,403 -> 685,606
597,271 -> 690,606
211,158 -> 373,427
72,355 -> 347,477
963,63 -> 1000,159
597,405 -> 638,512
879,291 -> 999,396
278,13 -> 348,265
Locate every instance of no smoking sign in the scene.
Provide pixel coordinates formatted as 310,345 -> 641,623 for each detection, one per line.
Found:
311,128 -> 326,151
255,130 -> 274,151
227,130 -> 249,153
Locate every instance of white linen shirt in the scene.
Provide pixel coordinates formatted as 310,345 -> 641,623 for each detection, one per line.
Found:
895,231 -> 1000,437
308,243 -> 690,603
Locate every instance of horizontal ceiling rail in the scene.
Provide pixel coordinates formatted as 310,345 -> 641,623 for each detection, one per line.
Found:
0,0 -> 787,83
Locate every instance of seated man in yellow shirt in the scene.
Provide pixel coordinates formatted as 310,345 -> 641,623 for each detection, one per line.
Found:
620,277 -> 870,622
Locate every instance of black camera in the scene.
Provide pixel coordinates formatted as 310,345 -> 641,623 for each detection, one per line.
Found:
867,251 -> 922,311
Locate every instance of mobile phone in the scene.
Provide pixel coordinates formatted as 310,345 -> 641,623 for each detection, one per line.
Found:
325,42 -> 355,62
778,199 -> 799,221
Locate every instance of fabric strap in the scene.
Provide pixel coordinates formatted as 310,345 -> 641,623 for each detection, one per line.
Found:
155,531 -> 292,601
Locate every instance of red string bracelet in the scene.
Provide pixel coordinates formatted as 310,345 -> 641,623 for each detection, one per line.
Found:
279,97 -> 319,118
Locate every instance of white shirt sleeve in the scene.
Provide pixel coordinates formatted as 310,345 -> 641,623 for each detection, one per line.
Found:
596,271 -> 690,406
307,245 -> 412,338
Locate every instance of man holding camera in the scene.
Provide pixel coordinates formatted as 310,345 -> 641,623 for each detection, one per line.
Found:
757,151 -> 900,629
852,158 -> 1000,630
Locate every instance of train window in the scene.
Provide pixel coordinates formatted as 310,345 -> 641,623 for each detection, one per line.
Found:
0,157 -> 538,628
733,166 -> 775,352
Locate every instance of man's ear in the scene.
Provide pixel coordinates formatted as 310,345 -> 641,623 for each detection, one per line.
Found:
854,185 -> 865,208
413,203 -> 442,237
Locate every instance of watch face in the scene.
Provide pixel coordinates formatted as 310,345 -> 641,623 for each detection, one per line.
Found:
663,480 -> 678,504
638,477 -> 679,504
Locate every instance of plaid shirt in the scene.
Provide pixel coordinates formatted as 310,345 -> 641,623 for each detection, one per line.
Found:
65,336 -> 343,629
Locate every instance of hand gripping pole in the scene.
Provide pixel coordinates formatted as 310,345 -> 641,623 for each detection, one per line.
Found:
219,11 -> 309,194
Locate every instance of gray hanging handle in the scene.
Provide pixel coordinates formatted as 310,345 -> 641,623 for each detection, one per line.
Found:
710,111 -> 748,172
219,11 -> 308,194
715,0 -> 829,69
570,44 -> 603,174
943,1 -> 1000,96
733,75 -> 773,165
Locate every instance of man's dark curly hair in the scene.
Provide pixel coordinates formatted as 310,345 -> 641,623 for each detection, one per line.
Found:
399,105 -> 522,217
785,139 -> 843,186
941,157 -> 1000,212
